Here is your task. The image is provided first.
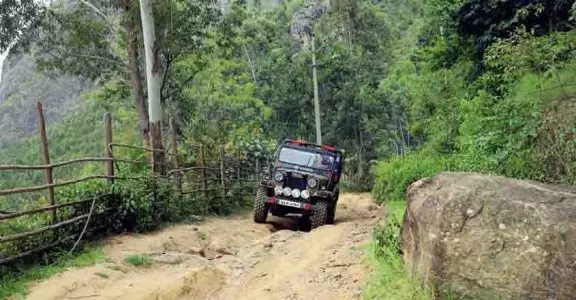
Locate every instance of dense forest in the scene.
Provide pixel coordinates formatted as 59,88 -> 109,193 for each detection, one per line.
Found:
0,0 -> 399,207
2,0 -> 576,298
3,0 -> 576,202
0,0 -> 575,203
372,0 -> 576,203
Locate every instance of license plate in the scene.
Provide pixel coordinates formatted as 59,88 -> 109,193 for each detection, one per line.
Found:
278,199 -> 302,208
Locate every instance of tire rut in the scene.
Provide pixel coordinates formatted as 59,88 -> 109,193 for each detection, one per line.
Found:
24,193 -> 384,300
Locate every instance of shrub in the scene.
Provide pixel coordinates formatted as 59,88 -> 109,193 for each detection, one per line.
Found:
124,254 -> 152,267
371,151 -> 457,203
365,201 -> 433,300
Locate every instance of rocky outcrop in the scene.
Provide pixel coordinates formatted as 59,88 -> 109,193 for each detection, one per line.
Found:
289,0 -> 328,48
401,172 -> 576,300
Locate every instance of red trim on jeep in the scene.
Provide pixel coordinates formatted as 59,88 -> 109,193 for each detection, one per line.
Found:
268,197 -> 277,204
304,203 -> 312,210
321,145 -> 337,152
291,139 -> 307,145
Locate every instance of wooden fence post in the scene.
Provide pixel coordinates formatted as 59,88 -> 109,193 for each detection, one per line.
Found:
104,113 -> 114,184
237,156 -> 241,180
200,146 -> 208,201
169,118 -> 182,197
36,102 -> 56,224
255,157 -> 260,181
219,147 -> 226,200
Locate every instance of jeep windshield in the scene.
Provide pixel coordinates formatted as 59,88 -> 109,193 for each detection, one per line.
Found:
278,147 -> 334,170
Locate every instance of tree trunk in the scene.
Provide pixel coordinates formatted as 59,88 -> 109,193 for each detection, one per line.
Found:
242,45 -> 257,84
122,0 -> 149,146
357,122 -> 364,181
312,37 -> 322,145
139,0 -> 165,174
398,118 -> 406,155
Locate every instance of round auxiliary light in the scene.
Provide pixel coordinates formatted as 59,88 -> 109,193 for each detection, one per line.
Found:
274,171 -> 284,181
307,178 -> 318,188
301,190 -> 310,199
291,189 -> 301,198
274,186 -> 284,195
283,187 -> 292,197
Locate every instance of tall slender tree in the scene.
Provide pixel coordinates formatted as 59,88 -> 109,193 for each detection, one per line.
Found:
139,0 -> 164,173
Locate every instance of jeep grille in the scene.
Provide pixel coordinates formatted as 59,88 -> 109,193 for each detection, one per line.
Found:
284,174 -> 307,190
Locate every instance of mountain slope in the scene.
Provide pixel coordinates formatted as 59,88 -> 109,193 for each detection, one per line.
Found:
0,52 -> 92,149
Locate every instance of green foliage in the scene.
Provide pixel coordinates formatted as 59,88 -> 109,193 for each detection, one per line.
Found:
372,152 -> 457,203
123,254 -> 152,267
0,246 -> 104,299
372,0 -> 576,203
365,201 -> 433,300
0,0 -> 44,52
457,0 -> 575,54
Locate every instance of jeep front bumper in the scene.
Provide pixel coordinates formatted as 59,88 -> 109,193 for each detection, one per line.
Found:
266,197 -> 313,211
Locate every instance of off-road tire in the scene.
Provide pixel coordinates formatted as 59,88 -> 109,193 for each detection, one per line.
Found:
326,193 -> 339,224
326,201 -> 337,224
298,216 -> 312,232
310,200 -> 328,230
253,187 -> 269,223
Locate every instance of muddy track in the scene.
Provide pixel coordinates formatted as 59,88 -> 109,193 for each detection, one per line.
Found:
25,193 -> 384,300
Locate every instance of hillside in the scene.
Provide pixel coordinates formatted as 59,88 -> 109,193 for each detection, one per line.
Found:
0,52 -> 91,150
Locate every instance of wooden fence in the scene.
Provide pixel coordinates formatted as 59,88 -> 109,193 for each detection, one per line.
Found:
0,102 -> 269,265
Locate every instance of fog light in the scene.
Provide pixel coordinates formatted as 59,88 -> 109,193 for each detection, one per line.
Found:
274,186 -> 283,195
283,187 -> 292,197
291,189 -> 301,198
301,190 -> 310,199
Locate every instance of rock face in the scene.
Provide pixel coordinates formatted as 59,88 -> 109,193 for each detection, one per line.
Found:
401,172 -> 576,300
289,0 -> 328,48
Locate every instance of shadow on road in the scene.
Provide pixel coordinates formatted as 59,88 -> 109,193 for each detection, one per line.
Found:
266,214 -> 301,232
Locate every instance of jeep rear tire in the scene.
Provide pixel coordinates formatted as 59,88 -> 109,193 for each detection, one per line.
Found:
310,200 -> 328,230
253,187 -> 269,223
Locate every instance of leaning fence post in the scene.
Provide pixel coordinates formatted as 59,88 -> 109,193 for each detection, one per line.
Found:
219,147 -> 226,200
200,146 -> 208,202
36,102 -> 56,224
104,113 -> 114,184
169,118 -> 182,197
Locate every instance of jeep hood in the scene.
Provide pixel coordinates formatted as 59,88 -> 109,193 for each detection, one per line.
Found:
273,165 -> 329,180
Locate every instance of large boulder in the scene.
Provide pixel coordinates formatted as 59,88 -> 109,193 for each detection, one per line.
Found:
401,172 -> 576,300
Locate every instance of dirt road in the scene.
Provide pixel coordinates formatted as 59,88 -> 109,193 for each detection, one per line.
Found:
25,193 -> 384,300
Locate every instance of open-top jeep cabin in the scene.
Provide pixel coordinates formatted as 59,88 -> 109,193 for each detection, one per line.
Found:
253,139 -> 345,231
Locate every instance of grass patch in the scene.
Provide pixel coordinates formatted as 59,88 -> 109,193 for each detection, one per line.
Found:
0,245 -> 105,299
123,254 -> 152,267
364,201 -> 434,300
94,272 -> 109,279
195,230 -> 208,241
105,264 -> 126,273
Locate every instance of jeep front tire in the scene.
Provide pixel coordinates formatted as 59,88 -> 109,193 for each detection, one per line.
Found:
310,200 -> 328,230
253,187 -> 269,223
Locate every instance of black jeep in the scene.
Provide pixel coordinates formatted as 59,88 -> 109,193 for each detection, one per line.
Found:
253,139 -> 345,231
